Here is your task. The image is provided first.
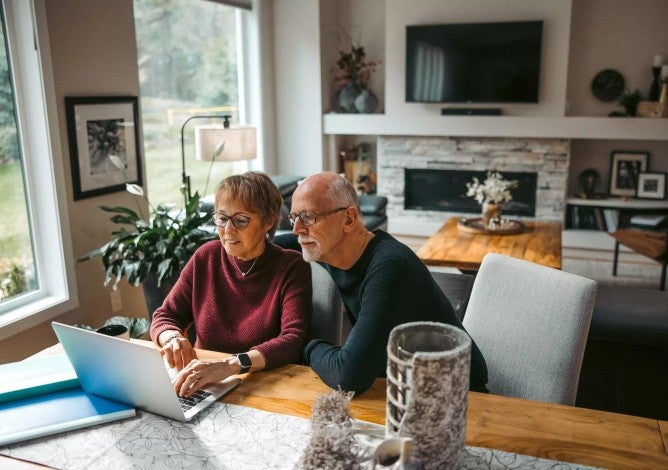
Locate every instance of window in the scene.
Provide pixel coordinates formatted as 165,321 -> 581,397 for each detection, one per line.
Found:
133,0 -> 253,207
0,0 -> 77,336
0,5 -> 34,304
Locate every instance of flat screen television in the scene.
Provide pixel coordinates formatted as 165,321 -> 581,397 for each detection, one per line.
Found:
406,21 -> 543,104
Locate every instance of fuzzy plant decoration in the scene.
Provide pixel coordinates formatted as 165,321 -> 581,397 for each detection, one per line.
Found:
300,389 -> 361,470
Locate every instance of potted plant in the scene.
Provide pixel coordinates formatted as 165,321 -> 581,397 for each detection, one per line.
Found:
333,44 -> 381,113
79,180 -> 217,316
618,88 -> 641,116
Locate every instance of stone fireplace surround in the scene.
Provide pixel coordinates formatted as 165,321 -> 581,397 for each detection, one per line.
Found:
377,136 -> 570,236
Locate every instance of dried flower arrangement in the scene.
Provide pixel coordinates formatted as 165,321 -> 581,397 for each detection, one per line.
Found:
333,45 -> 381,91
300,389 -> 361,470
465,171 -> 519,206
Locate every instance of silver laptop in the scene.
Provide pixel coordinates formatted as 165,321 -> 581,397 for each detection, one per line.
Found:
52,321 -> 241,421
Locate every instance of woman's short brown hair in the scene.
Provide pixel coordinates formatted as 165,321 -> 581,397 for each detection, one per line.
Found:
214,171 -> 283,239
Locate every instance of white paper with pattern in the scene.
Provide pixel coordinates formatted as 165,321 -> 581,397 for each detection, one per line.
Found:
1,402 -> 598,469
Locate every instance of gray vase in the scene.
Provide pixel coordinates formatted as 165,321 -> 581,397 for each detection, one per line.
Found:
336,81 -> 362,113
355,88 -> 379,114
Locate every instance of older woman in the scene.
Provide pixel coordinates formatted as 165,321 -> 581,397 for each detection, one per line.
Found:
150,171 -> 311,397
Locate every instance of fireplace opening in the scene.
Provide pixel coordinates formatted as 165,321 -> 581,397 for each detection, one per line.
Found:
404,168 -> 537,217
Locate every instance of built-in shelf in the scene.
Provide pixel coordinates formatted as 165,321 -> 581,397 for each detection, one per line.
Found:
323,114 -> 668,141
565,198 -> 668,209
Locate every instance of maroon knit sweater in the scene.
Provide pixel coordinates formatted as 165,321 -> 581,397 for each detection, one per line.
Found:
150,240 -> 312,369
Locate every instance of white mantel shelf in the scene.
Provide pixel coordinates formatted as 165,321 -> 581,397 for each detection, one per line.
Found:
323,114 -> 668,141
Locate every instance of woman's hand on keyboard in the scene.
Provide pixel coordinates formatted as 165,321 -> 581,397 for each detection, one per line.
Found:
173,358 -> 239,397
161,335 -> 198,371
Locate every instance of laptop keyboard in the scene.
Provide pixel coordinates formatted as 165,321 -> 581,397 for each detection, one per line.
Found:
179,390 -> 212,411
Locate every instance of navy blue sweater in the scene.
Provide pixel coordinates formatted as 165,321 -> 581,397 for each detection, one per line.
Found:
304,230 -> 489,395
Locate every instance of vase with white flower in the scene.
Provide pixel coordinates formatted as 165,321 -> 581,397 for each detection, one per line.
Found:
466,171 -> 519,228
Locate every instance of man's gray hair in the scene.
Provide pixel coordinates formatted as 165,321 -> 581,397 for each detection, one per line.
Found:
323,175 -> 360,210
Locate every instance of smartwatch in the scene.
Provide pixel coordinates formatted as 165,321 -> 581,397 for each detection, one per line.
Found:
236,353 -> 252,374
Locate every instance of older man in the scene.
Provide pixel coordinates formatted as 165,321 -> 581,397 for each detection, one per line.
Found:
288,172 -> 488,395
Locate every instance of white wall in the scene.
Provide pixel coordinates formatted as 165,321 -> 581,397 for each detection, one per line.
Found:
567,0 -> 668,116
270,0 -> 325,176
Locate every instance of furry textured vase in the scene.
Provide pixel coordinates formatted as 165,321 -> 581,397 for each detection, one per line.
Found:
386,322 -> 471,470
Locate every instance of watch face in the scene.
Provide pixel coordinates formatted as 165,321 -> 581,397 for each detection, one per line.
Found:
591,69 -> 625,102
236,353 -> 252,372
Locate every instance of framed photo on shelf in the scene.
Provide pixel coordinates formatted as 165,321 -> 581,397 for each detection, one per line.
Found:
636,172 -> 666,200
608,150 -> 649,197
66,96 -> 142,200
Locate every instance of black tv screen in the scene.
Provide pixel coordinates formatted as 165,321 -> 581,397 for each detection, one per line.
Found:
406,21 -> 543,103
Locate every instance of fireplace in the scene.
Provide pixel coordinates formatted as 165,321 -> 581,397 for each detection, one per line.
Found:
376,135 -> 570,236
404,169 -> 537,217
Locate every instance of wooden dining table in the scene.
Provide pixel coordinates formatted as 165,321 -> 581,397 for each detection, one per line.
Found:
417,217 -> 563,270
2,343 -> 667,469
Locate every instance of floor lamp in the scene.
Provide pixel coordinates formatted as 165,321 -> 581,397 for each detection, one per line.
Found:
180,114 -> 256,204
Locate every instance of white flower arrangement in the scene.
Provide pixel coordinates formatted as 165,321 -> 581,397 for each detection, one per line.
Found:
466,171 -> 519,205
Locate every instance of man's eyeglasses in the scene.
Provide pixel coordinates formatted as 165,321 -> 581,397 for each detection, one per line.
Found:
213,213 -> 252,230
289,207 -> 348,227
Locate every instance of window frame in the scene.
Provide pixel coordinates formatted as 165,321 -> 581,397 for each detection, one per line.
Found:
0,0 -> 77,339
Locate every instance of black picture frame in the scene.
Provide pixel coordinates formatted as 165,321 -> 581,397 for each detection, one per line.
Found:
636,172 -> 666,200
608,151 -> 649,197
66,96 -> 142,200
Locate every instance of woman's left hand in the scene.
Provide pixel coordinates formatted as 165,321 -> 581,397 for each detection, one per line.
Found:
173,358 -> 239,397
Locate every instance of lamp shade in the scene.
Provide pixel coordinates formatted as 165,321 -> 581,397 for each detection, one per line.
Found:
194,125 -> 257,162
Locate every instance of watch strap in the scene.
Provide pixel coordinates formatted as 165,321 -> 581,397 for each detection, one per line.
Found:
236,353 -> 252,374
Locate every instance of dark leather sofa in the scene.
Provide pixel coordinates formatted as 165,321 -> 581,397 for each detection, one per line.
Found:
575,284 -> 668,420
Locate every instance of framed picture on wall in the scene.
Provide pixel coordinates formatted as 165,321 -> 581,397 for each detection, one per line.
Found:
636,172 -> 666,200
608,151 -> 649,197
66,96 -> 142,200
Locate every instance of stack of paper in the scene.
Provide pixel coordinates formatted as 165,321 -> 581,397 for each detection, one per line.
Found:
0,354 -> 135,447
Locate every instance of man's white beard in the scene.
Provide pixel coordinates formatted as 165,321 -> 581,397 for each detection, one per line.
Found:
300,240 -> 322,263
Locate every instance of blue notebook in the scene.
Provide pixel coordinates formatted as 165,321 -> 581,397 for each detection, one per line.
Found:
0,386 -> 136,446
0,354 -> 79,403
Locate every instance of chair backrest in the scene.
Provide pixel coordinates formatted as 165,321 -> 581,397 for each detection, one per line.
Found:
429,270 -> 475,322
309,262 -> 348,346
462,253 -> 597,405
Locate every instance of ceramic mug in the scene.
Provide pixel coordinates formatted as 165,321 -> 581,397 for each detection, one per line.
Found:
96,324 -> 130,340
372,437 -> 421,470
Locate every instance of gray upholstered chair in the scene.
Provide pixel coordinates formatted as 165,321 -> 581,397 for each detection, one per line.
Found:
308,262 -> 349,346
462,253 -> 597,405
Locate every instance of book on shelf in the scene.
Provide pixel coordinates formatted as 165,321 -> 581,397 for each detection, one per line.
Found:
630,214 -> 667,228
568,205 -> 616,232
603,209 -> 619,232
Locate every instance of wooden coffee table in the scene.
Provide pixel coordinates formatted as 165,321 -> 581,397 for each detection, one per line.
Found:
417,217 -> 562,271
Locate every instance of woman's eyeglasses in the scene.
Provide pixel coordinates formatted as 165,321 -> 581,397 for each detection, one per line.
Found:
213,213 -> 251,230
288,207 -> 347,227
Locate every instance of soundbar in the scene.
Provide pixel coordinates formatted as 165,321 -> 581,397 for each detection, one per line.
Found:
441,108 -> 502,116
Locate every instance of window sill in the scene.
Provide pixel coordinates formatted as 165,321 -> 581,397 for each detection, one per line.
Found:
0,295 -> 78,341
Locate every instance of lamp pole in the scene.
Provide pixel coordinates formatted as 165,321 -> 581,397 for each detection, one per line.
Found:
179,114 -> 231,205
